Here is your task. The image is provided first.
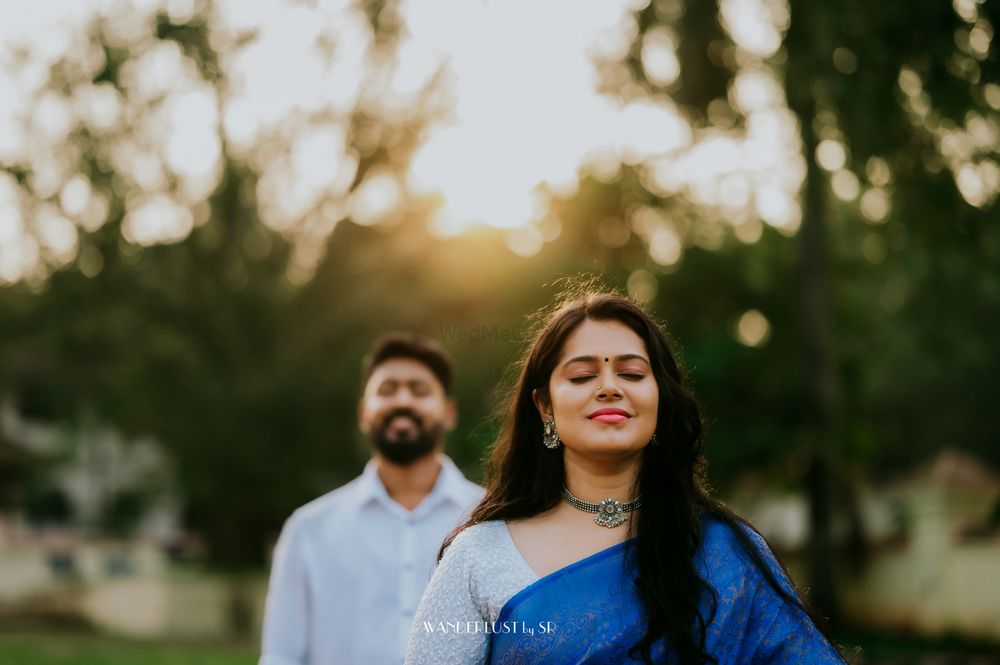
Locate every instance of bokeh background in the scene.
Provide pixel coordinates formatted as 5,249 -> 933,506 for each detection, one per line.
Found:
1,0 -> 998,663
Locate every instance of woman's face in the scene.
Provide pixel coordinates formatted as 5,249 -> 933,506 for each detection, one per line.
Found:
535,318 -> 659,459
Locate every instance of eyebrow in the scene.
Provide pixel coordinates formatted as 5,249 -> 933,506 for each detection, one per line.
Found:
377,378 -> 431,388
562,354 -> 651,368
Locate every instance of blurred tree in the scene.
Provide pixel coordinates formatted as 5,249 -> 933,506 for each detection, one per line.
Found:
0,0 -> 448,568
613,0 -> 1000,621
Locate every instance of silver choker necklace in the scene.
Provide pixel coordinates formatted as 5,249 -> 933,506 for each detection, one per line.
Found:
561,488 -> 642,528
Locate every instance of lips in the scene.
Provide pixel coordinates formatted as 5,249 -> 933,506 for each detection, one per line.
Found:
588,408 -> 631,423
381,410 -> 423,440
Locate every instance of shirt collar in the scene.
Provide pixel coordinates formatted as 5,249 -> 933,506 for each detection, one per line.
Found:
355,454 -> 470,513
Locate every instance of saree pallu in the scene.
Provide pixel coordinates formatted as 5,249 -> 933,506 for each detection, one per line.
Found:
490,539 -> 658,664
489,519 -> 845,664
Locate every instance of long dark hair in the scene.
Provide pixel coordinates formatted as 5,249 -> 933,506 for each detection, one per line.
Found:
443,288 -> 839,664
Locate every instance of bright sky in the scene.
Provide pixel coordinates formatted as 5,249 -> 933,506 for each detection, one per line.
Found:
0,0 -> 995,285
402,0 -> 689,234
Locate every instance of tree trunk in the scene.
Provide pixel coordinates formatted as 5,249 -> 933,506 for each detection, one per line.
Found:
784,2 -> 844,622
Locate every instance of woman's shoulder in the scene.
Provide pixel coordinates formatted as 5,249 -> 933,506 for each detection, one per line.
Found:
698,509 -> 768,544
697,513 -> 779,577
443,520 -> 509,558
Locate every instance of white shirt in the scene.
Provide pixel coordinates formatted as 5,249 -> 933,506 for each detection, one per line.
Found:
259,455 -> 484,665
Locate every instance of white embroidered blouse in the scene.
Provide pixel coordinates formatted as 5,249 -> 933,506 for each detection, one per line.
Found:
403,520 -> 540,665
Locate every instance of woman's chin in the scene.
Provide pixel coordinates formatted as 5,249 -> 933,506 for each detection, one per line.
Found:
567,437 -> 648,459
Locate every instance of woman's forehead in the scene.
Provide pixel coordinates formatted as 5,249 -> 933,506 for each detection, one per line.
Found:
559,319 -> 647,359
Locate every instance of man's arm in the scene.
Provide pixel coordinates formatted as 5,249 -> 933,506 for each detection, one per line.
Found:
259,514 -> 311,665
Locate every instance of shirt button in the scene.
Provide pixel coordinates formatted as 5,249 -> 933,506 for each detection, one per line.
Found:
402,562 -> 414,571
403,608 -> 414,617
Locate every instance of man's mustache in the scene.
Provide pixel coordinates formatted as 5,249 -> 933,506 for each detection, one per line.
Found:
380,408 -> 424,429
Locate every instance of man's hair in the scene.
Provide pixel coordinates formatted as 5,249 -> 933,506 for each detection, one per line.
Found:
360,332 -> 454,395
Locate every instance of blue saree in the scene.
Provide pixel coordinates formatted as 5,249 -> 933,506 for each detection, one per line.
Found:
490,517 -> 845,664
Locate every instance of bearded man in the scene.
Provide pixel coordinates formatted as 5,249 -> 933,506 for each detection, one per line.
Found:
260,333 -> 483,665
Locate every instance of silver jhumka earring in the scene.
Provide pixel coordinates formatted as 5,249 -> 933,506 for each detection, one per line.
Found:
542,418 -> 561,449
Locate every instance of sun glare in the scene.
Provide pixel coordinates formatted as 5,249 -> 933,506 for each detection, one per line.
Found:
3,0 -> 994,283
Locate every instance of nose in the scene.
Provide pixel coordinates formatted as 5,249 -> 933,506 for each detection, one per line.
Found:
389,387 -> 417,408
596,367 -> 623,400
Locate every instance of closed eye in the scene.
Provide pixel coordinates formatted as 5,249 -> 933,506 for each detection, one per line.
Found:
568,376 -> 597,383
619,373 -> 645,381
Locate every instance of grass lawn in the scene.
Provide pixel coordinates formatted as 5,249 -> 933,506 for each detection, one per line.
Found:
836,630 -> 1000,664
2,629 -> 997,664
0,631 -> 257,665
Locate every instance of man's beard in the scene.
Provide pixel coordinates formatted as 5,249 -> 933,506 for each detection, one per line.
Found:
370,407 -> 443,466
